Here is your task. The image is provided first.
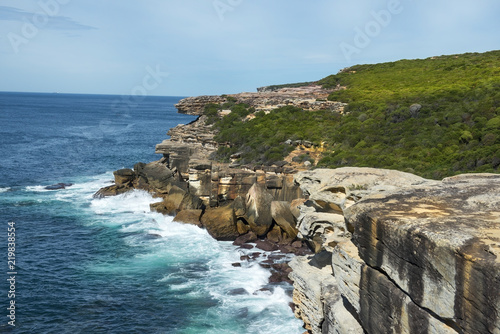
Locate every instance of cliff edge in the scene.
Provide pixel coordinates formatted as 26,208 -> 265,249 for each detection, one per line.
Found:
94,83 -> 500,333
291,168 -> 500,334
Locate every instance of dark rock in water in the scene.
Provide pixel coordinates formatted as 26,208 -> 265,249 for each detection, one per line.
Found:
227,288 -> 247,295
238,244 -> 254,250
93,184 -> 131,198
233,231 -> 258,246
145,233 -> 163,239
45,183 -> 73,190
257,287 -> 272,294
231,262 -> 242,267
269,269 -> 293,284
255,239 -> 279,252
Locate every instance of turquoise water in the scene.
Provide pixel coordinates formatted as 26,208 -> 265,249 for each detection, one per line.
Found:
0,93 -> 303,333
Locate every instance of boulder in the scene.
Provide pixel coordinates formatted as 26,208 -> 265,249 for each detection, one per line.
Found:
173,209 -> 203,227
410,103 -> 422,117
245,183 -> 274,236
233,231 -> 258,246
266,224 -> 284,244
254,239 -> 279,252
136,160 -> 175,191
150,186 -> 203,216
271,201 -> 298,241
236,219 -> 250,235
200,204 -> 239,241
233,196 -> 247,217
345,173 -> 500,334
93,184 -> 131,198
290,198 -> 306,219
113,168 -> 135,185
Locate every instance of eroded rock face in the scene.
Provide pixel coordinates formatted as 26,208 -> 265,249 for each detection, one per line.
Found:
291,169 -> 500,334
298,212 -> 348,253
174,85 -> 347,116
346,174 -> 500,334
289,255 -> 335,334
245,183 -> 274,237
332,241 -> 458,334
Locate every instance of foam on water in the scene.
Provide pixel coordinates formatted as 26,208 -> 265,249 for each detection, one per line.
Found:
78,175 -> 303,333
90,189 -> 162,216
0,187 -> 11,193
24,185 -> 53,192
9,172 -> 303,333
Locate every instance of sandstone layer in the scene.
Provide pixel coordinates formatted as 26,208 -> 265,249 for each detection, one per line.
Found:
174,85 -> 347,115
289,168 -> 500,334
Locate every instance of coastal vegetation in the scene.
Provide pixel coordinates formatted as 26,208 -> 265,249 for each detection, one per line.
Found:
257,81 -> 314,92
205,50 -> 500,179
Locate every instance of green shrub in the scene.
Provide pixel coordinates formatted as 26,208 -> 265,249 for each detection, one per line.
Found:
208,50 -> 500,178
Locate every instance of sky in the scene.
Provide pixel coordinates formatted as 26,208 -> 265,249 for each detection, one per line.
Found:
0,0 -> 499,97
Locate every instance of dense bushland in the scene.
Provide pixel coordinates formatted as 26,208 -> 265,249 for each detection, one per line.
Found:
206,50 -> 500,179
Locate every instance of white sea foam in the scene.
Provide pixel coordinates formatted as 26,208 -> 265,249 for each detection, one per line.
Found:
25,185 -> 52,192
0,187 -> 11,193
90,189 -> 161,216
76,174 -> 303,333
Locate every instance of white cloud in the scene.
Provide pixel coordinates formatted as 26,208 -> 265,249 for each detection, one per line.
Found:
0,5 -> 96,30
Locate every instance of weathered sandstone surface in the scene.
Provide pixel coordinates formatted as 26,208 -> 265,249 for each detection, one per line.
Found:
290,168 -> 500,334
174,85 -> 347,115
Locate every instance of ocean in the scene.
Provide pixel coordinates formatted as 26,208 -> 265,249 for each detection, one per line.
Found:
0,92 -> 303,333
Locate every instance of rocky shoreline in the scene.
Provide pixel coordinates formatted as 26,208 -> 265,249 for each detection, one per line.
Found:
95,87 -> 500,334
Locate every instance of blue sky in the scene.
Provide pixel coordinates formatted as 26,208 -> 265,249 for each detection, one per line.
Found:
0,0 -> 499,96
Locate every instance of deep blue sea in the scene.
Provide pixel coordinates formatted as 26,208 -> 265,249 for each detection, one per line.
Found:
0,92 -> 303,333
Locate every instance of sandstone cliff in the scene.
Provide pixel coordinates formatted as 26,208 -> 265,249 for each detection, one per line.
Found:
94,88 -> 500,333
290,168 -> 500,334
95,107 -> 306,250
174,85 -> 347,116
